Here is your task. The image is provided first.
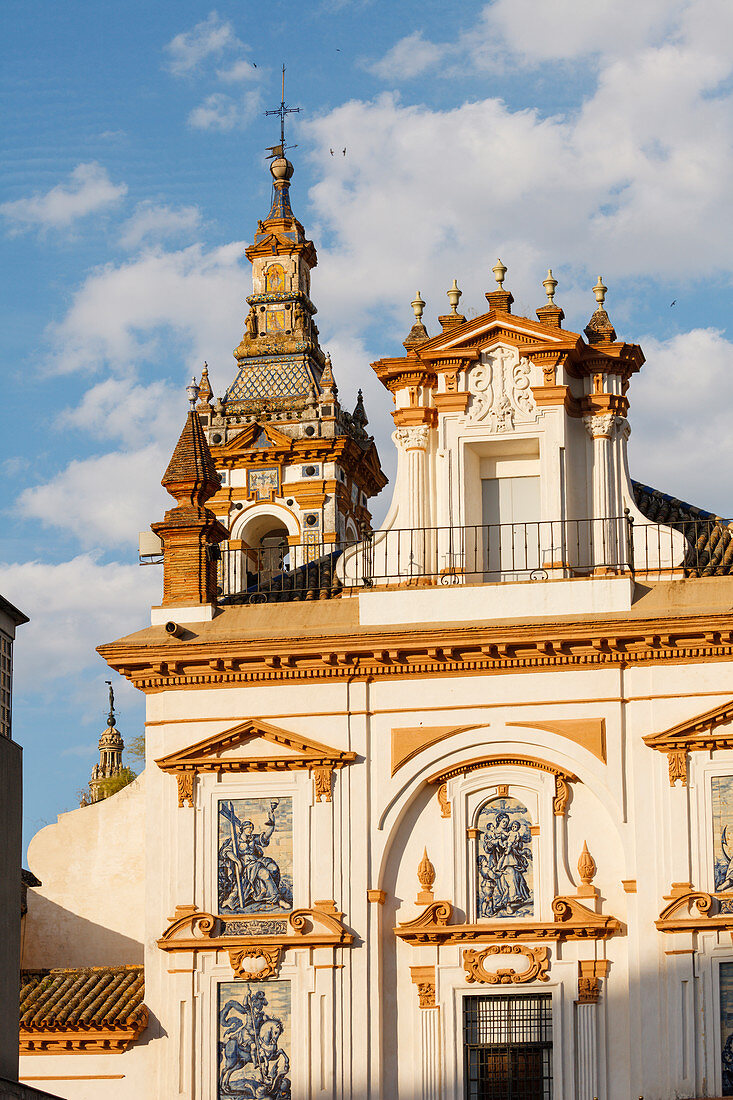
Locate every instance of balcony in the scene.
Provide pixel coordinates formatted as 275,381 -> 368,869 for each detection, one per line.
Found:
215,515 -> 733,606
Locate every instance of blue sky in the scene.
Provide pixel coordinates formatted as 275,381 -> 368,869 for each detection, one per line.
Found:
3,0 -> 733,848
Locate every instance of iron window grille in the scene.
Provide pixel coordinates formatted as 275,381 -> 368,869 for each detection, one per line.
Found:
463,992 -> 553,1100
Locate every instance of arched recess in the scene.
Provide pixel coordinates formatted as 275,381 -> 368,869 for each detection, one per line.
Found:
230,502 -> 301,544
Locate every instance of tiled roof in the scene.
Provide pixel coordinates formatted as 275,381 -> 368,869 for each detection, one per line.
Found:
162,410 -> 220,502
19,966 -> 146,1054
633,480 -> 733,576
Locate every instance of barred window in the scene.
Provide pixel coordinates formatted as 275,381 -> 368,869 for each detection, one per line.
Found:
0,632 -> 12,738
464,992 -> 553,1100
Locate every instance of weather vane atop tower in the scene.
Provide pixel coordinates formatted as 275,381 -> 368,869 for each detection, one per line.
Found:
265,64 -> 300,159
105,679 -> 116,728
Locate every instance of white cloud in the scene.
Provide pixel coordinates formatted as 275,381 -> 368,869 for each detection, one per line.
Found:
628,328 -> 733,517
0,555 -> 160,691
217,59 -> 260,83
119,202 -> 202,249
0,162 -> 127,233
165,11 -> 241,76
48,239 -> 249,378
188,90 -> 262,131
366,31 -> 448,80
17,445 -> 172,549
56,375 -> 183,448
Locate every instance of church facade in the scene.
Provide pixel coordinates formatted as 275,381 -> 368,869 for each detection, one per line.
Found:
19,152 -> 733,1100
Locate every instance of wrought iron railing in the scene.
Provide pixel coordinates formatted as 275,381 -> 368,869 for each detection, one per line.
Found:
215,515 -> 733,604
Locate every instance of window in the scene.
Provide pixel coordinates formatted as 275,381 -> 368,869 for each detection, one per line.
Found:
464,993 -> 553,1100
721,962 -> 733,1095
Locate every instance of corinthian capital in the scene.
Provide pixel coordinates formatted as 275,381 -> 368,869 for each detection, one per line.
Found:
394,425 -> 430,451
583,413 -> 619,439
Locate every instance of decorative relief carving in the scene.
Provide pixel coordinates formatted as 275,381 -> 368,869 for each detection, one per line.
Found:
463,944 -> 550,985
410,965 -> 436,1009
582,413 -> 626,439
427,755 -> 577,818
312,764 -> 333,803
228,946 -> 282,981
577,959 -> 609,1003
437,781 -> 451,818
668,749 -> 688,787
654,888 -> 733,933
176,771 -> 194,808
466,347 -> 538,430
157,904 -> 353,964
395,896 -> 621,945
394,425 -> 430,451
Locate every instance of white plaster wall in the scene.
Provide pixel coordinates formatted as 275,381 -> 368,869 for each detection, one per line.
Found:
18,1041 -> 148,1100
23,773 -> 146,968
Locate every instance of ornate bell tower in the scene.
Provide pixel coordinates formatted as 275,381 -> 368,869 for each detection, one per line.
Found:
193,134 -> 386,574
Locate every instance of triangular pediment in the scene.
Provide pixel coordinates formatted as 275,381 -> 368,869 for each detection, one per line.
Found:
216,422 -> 294,456
643,698 -> 733,752
418,311 -> 583,361
155,718 -> 356,774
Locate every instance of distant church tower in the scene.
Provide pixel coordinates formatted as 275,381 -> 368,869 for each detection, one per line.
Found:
193,149 -> 386,580
88,682 -> 124,804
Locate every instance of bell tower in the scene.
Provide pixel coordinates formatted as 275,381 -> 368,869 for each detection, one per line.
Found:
192,116 -> 386,589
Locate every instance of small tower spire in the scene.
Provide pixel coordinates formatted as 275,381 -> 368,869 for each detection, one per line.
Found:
87,682 -> 125,804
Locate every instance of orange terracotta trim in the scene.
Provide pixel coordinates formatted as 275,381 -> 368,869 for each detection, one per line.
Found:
20,1011 -> 147,1055
410,965 -> 436,1008
100,615 -> 733,693
655,889 -> 733,934
426,754 -> 578,816
395,898 -> 621,945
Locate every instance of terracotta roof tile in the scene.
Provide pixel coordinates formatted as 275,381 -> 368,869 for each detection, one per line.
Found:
633,480 -> 733,576
20,966 -> 145,1032
162,410 -> 220,505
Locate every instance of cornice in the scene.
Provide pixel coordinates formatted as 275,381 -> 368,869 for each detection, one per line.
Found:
20,1011 -> 148,1056
394,897 -> 621,946
98,609 -> 733,693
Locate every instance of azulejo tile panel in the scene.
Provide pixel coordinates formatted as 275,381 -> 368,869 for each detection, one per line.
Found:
476,796 -> 534,919
218,980 -> 291,1099
712,776 -> 733,892
218,798 -> 293,916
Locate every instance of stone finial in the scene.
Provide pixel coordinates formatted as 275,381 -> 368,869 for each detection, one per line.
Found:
485,259 -> 513,313
197,363 -> 213,409
576,840 -> 599,899
447,279 -> 462,314
592,276 -> 607,306
352,389 -> 368,432
416,847 -> 436,905
578,841 -> 597,885
536,268 -> 564,329
186,376 -> 200,410
404,291 -> 429,348
543,269 -> 558,303
585,275 -> 616,345
439,279 -> 466,330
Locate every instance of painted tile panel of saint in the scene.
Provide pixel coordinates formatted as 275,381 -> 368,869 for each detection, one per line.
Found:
721,963 -> 733,1095
712,777 -> 733,892
218,798 -> 293,916
218,980 -> 291,1099
476,796 -> 534,919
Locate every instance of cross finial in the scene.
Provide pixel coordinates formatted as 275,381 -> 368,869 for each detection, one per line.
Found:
265,64 -> 301,152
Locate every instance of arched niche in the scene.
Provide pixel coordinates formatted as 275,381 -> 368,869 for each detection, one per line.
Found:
474,793 -> 534,921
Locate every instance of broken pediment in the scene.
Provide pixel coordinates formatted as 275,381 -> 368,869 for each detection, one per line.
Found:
155,719 -> 356,807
